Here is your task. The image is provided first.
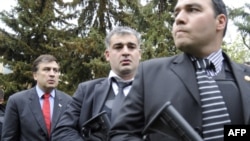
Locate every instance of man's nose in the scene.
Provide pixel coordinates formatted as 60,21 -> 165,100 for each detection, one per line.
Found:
174,11 -> 187,25
121,46 -> 130,56
123,46 -> 129,51
48,70 -> 56,75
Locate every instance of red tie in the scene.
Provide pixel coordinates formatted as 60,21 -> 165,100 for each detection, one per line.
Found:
42,93 -> 51,135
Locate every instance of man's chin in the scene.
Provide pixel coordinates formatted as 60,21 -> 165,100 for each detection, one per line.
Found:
120,68 -> 132,75
175,42 -> 193,52
46,84 -> 57,89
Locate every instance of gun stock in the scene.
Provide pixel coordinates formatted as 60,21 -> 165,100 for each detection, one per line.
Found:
143,101 -> 203,141
81,111 -> 111,141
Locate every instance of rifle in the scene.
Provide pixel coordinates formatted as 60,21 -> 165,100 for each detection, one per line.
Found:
81,111 -> 111,141
143,101 -> 203,141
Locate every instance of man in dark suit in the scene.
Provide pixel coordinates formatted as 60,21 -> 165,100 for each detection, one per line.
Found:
52,26 -> 142,141
1,54 -> 72,141
110,0 -> 250,141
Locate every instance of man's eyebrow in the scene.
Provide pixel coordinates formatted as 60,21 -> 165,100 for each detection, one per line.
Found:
174,3 -> 201,11
187,3 -> 202,8
43,66 -> 59,69
113,42 -> 123,45
113,42 -> 137,45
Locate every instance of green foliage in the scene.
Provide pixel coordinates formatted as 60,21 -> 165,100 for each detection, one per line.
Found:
0,0 -> 77,96
228,3 -> 250,49
0,0 -> 178,97
223,36 -> 250,63
139,0 -> 178,60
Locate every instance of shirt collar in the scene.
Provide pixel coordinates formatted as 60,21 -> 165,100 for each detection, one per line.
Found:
108,70 -> 134,83
206,49 -> 224,74
189,49 -> 224,74
36,85 -> 55,99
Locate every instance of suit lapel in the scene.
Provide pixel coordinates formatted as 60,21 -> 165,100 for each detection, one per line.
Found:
28,88 -> 48,134
51,90 -> 63,131
170,53 -> 201,105
93,79 -> 110,116
226,57 -> 250,124
170,53 -> 250,123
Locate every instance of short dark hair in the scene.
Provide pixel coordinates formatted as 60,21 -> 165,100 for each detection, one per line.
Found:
211,0 -> 228,36
32,54 -> 59,72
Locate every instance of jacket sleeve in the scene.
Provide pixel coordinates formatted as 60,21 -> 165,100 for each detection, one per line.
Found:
1,96 -> 20,141
52,85 -> 85,141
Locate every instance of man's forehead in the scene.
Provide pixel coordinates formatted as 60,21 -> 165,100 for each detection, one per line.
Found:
38,61 -> 59,68
110,34 -> 138,44
175,0 -> 210,8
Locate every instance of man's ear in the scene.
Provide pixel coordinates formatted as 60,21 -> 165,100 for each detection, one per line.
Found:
216,14 -> 227,32
33,72 -> 37,81
104,49 -> 110,61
